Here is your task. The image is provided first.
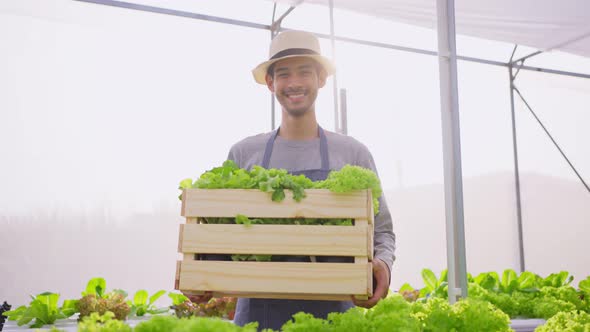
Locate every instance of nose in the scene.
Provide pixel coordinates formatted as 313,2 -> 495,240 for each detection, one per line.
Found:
286,76 -> 303,90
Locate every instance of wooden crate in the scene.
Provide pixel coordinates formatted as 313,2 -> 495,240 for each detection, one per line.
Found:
175,188 -> 374,301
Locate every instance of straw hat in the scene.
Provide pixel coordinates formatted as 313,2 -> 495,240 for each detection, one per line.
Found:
252,30 -> 336,84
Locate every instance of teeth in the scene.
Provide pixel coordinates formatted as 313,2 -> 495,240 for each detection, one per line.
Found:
289,94 -> 304,98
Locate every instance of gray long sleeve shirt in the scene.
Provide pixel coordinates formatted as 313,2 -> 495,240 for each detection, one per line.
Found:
227,129 -> 396,272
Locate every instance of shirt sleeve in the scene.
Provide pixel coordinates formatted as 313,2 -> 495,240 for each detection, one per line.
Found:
355,146 -> 397,274
227,144 -> 242,168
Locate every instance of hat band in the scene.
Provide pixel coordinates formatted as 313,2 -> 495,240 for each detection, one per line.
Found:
270,48 -> 319,60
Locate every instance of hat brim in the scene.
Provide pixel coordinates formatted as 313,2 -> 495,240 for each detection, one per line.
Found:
251,54 -> 336,84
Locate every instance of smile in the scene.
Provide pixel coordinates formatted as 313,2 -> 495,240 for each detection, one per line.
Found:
287,93 -> 305,98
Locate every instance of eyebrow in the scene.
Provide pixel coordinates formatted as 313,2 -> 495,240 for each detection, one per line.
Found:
298,64 -> 314,71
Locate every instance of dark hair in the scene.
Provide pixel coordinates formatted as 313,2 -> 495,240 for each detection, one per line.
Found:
266,63 -> 277,77
266,58 -> 325,78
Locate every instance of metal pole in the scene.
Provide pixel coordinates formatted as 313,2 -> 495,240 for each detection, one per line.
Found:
270,4 -> 278,131
328,0 -> 340,133
436,0 -> 468,303
271,67 -> 276,131
268,3 -> 298,131
508,57 -> 526,273
515,64 -> 590,80
340,88 -> 348,135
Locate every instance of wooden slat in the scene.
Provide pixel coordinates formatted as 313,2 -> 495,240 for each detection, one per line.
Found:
178,224 -> 184,253
366,191 -> 374,224
183,291 -> 363,301
367,263 -> 373,298
354,219 -> 370,301
181,190 -> 187,220
184,218 -> 197,261
368,223 -> 374,260
354,219 -> 369,263
182,189 -> 370,219
180,224 -> 369,256
174,261 -> 181,290
178,261 -> 370,296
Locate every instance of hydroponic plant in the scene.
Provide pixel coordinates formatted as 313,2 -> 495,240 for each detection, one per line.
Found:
402,268 -> 590,320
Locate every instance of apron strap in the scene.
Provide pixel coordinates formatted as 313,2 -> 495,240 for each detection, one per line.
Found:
318,126 -> 330,170
261,129 -> 279,169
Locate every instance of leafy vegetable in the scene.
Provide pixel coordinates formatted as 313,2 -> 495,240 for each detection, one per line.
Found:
282,312 -> 332,331
418,269 -> 448,299
134,315 -> 258,332
170,299 -> 199,319
450,298 -> 512,332
280,294 -> 511,332
542,271 -> 574,288
170,296 -> 237,320
535,310 -> 590,332
1,292 -> 77,328
500,269 -> 519,293
184,160 -> 312,203
168,293 -> 189,306
82,278 -> 107,298
128,290 -> 168,317
231,254 -> 272,262
77,278 -> 131,321
475,272 -> 500,292
579,276 -> 590,294
313,165 -> 382,213
517,271 -> 539,292
180,162 -> 382,211
78,293 -> 130,321
232,214 -> 352,227
78,312 -> 131,332
422,269 -> 439,292
418,269 -> 590,320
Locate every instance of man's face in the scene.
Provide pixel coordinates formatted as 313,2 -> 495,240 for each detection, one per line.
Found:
265,57 -> 327,117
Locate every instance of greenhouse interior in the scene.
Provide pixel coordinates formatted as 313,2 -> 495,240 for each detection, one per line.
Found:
1,0 -> 589,331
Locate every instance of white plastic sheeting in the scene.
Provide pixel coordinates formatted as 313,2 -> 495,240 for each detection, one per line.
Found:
272,0 -> 590,58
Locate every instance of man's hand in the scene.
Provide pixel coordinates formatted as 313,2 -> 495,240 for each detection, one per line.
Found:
182,291 -> 213,304
352,258 -> 390,309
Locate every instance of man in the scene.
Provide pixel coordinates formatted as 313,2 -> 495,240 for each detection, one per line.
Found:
189,30 -> 396,330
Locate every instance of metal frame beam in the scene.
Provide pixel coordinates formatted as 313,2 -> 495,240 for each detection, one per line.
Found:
74,0 -> 590,80
508,46 -> 526,273
512,86 -> 590,194
74,0 -> 270,29
510,50 -> 543,65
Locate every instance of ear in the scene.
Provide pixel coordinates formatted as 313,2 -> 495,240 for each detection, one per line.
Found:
265,74 -> 275,93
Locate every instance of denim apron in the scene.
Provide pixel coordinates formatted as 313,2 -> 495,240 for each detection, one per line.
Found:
233,126 -> 354,331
